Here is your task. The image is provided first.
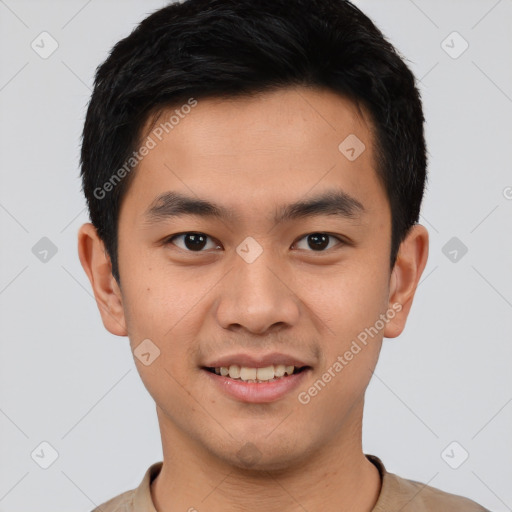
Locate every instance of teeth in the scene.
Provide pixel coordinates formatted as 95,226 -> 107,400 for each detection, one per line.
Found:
213,364 -> 301,382
274,364 -> 286,377
256,366 -> 274,380
239,367 -> 257,380
229,364 -> 240,379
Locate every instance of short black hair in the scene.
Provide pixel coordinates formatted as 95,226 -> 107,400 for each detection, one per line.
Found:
80,0 -> 427,284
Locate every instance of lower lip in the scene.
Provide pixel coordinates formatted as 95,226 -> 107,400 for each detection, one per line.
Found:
202,368 -> 311,403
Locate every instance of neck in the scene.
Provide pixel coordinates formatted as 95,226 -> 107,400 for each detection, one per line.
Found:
151,402 -> 381,512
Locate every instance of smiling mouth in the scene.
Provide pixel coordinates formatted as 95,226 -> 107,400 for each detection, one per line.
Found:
203,364 -> 309,383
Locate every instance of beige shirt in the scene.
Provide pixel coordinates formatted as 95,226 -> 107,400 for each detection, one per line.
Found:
91,454 -> 490,511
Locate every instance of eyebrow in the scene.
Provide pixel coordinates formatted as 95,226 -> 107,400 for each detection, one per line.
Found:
143,188 -> 365,226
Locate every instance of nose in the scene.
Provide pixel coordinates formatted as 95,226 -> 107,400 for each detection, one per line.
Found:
214,247 -> 300,335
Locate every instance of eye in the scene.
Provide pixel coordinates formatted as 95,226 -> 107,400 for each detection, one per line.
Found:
293,232 -> 344,252
164,231 -> 345,253
166,232 -> 221,252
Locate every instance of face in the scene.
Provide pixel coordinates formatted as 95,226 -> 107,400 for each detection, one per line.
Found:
80,86 -> 428,471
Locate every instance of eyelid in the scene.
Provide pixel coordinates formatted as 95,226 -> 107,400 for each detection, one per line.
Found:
165,232 -> 221,251
292,232 -> 345,251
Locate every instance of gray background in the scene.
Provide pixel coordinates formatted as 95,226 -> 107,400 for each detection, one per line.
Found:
0,1 -> 511,511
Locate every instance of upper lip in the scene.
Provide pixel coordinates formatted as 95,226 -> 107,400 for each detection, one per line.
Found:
203,352 -> 311,369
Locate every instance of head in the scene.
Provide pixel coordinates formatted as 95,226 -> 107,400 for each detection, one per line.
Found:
78,0 -> 428,471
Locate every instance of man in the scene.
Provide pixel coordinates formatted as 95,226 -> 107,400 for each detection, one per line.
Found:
77,0 -> 490,510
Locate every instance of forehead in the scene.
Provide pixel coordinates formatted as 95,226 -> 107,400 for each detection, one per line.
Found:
120,86 -> 386,223
143,87 -> 373,161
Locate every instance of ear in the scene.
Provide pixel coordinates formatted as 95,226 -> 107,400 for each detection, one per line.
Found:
384,224 -> 429,339
77,222 -> 127,336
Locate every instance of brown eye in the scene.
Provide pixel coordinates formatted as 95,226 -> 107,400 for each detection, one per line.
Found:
167,232 -> 220,252
294,233 -> 343,251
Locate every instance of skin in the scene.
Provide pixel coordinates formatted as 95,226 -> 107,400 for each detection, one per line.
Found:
78,85 -> 429,512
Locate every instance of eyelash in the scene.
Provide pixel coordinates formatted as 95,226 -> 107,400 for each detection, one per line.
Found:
164,232 -> 345,253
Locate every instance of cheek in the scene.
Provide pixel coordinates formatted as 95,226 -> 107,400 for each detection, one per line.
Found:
119,258 -> 181,336
120,265 -> 202,367
123,286 -> 199,419
298,261 -> 390,335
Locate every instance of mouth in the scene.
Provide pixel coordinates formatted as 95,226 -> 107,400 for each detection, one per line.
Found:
203,364 -> 310,383
201,362 -> 312,403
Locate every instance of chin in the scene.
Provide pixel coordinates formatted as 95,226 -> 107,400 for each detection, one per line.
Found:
212,435 -> 314,474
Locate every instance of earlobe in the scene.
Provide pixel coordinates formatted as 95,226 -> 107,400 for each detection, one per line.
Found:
384,224 -> 429,339
77,223 -> 128,337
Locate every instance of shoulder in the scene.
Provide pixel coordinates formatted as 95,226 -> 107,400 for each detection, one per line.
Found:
89,461 -> 162,512
90,489 -> 135,512
388,472 -> 490,511
366,455 -> 490,512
